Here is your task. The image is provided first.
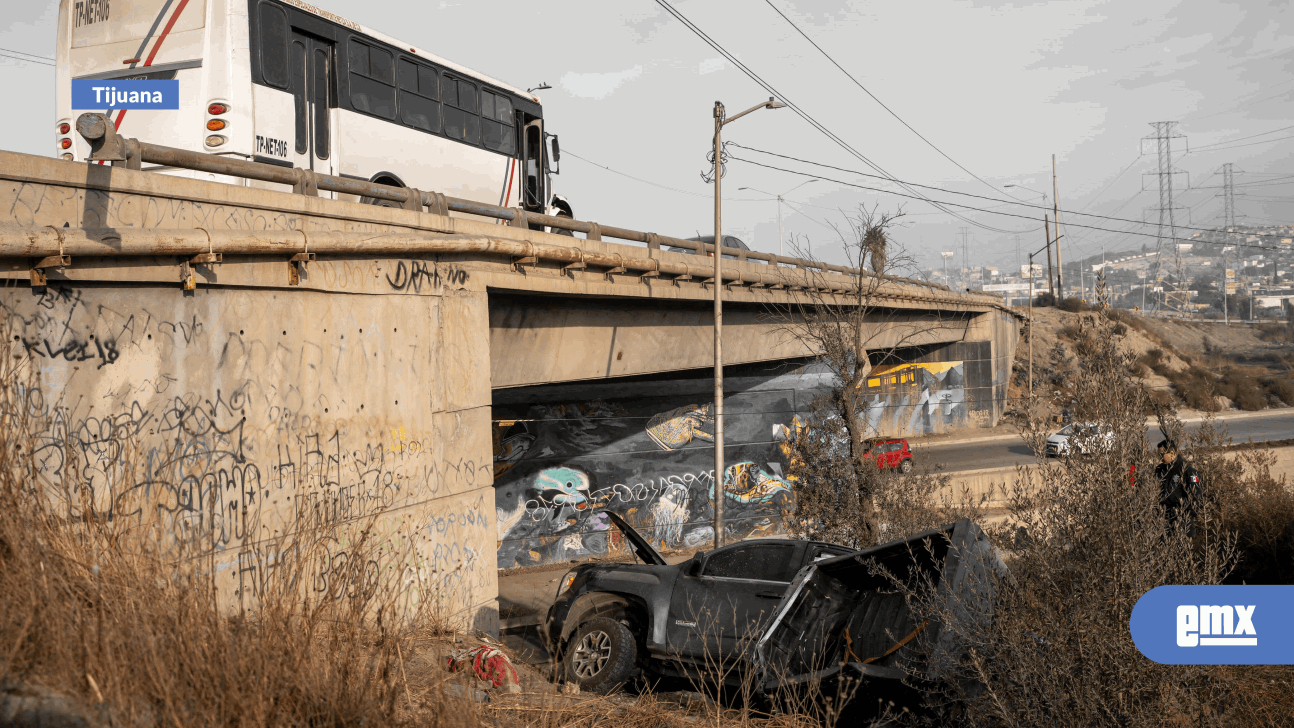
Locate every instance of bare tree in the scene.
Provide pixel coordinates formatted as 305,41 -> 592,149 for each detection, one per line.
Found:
769,204 -> 971,547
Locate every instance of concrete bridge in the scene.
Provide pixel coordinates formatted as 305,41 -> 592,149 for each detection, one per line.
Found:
0,149 -> 1019,631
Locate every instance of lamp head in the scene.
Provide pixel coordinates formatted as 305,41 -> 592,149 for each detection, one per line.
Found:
766,97 -> 787,109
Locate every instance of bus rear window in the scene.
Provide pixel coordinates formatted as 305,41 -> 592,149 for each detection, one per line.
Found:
259,3 -> 289,89
348,39 -> 395,120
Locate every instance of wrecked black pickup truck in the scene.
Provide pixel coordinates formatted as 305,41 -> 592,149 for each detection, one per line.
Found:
545,513 -> 1002,697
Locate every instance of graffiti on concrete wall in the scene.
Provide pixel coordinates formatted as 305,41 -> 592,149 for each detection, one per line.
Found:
492,397 -> 796,568
1,284 -> 496,625
860,361 -> 966,437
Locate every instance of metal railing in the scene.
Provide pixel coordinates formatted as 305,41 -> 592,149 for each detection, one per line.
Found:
51,112 -> 1000,303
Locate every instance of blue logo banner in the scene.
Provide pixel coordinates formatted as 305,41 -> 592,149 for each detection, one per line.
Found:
72,80 -> 179,110
1131,585 -> 1294,664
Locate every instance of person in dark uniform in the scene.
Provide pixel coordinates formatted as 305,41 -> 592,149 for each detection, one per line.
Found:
1153,439 -> 1201,534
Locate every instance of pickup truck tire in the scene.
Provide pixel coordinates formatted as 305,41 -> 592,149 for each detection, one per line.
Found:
564,617 -> 638,693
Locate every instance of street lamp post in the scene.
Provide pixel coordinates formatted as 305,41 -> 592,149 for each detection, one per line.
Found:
712,97 -> 784,550
740,180 -> 818,257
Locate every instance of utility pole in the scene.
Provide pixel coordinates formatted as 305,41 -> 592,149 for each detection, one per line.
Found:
1044,214 -> 1055,299
1028,252 -> 1034,396
959,227 -> 972,290
1052,154 -> 1064,299
1222,246 -> 1231,326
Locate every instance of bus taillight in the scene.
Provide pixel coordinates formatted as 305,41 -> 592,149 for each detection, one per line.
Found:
58,123 -> 70,135
60,139 -> 71,150
207,103 -> 228,115
205,135 -> 227,148
206,119 -> 227,131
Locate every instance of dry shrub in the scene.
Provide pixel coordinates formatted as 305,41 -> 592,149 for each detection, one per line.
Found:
1137,347 -> 1170,377
1261,376 -> 1294,406
1165,365 -> 1222,412
888,313 -> 1294,727
1213,370 -> 1268,411
1255,323 -> 1294,344
1056,297 -> 1093,313
1194,436 -> 1294,586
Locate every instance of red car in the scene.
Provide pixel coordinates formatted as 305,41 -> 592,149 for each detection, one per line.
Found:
862,438 -> 915,473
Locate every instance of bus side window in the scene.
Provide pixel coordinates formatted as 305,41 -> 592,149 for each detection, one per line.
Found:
397,59 -> 439,134
442,75 -> 479,145
348,39 -> 395,120
259,3 -> 289,89
481,91 -> 514,154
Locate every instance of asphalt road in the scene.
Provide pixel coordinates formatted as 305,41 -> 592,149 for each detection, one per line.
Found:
916,410 -> 1294,472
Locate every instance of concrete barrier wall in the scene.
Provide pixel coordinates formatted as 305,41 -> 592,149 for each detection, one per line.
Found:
2,282 -> 499,632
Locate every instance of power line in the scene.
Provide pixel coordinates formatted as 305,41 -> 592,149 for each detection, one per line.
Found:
1191,124 -> 1294,151
0,51 -> 54,67
0,46 -> 54,62
758,0 -> 1026,203
1190,78 -> 1294,121
652,0 -> 1024,235
725,152 -> 1285,252
728,142 -> 1260,238
563,147 -> 778,202
1190,133 -> 1294,154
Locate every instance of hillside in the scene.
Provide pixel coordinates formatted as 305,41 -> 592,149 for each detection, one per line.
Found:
1010,306 -> 1294,419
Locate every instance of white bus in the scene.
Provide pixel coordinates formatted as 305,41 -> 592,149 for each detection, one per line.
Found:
55,0 -> 568,220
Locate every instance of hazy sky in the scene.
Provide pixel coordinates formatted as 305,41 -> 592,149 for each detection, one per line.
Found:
4,0 -> 1292,275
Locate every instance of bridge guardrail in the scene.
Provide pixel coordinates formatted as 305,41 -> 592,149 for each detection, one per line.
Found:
69,113 -> 1005,304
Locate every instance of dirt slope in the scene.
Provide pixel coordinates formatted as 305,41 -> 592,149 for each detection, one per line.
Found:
1009,306 -> 1293,419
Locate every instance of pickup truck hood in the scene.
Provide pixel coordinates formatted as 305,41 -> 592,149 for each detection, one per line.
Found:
753,518 -> 1005,688
606,511 -> 667,566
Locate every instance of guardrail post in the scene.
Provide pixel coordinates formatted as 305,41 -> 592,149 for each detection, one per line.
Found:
424,191 -> 449,216
508,208 -> 529,229
292,168 -> 318,196
586,222 -> 602,242
402,187 -> 425,212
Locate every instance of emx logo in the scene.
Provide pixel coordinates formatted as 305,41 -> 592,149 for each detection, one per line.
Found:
1177,604 -> 1256,646
1132,586 -> 1293,664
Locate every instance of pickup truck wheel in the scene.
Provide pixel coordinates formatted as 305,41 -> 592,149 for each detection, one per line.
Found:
564,617 -> 638,693
899,459 -> 913,474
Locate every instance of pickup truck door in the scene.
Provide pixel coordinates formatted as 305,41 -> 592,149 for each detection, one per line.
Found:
665,541 -> 801,664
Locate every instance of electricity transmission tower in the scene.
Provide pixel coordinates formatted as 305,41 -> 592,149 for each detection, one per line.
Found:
1141,122 -> 1191,313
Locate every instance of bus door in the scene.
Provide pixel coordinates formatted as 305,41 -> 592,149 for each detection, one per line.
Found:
521,118 -> 547,214
289,30 -> 335,182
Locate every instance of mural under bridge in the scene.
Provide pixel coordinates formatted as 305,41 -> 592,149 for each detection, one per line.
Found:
491,393 -> 801,569
859,360 -> 967,437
